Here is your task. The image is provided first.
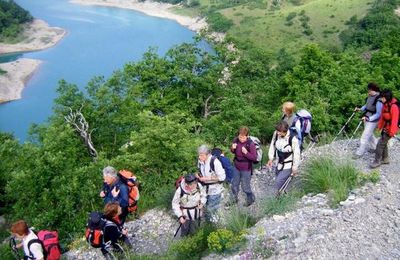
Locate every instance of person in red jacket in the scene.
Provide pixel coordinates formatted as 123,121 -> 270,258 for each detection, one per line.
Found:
370,89 -> 399,168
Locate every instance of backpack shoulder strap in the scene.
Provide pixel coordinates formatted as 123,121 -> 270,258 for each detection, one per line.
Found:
27,238 -> 45,259
210,156 -> 216,173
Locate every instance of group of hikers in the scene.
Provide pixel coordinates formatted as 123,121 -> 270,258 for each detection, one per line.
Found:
9,83 -> 399,259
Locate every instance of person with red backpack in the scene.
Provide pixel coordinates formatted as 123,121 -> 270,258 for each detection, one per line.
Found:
101,202 -> 133,259
172,174 -> 207,237
230,126 -> 257,207
11,220 -> 44,260
10,220 -> 61,260
100,166 -> 129,224
370,89 -> 399,168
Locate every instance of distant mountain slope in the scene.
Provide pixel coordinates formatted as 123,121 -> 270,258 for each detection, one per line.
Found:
0,0 -> 32,42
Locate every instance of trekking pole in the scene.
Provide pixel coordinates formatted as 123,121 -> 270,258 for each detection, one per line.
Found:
9,237 -> 21,260
173,223 -> 182,238
345,120 -> 363,149
332,112 -> 357,142
276,176 -> 293,197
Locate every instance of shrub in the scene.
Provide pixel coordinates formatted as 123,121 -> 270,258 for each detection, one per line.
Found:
207,229 -> 236,252
302,158 -> 359,206
358,170 -> 380,184
168,224 -> 216,259
207,12 -> 234,32
286,12 -> 297,21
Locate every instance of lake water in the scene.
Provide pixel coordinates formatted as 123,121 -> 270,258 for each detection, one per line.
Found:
0,0 -> 206,141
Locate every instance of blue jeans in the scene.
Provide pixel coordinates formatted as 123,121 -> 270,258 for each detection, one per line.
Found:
206,194 -> 221,222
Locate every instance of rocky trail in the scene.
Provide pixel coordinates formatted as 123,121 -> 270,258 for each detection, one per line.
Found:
66,138 -> 400,259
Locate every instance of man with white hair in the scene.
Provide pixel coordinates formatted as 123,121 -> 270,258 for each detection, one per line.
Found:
100,166 -> 129,224
197,144 -> 226,222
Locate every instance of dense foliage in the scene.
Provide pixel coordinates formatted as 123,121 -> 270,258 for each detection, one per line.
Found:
0,0 -> 400,249
0,0 -> 32,40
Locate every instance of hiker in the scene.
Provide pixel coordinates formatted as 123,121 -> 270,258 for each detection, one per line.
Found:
10,220 -> 44,260
282,101 -> 297,127
353,82 -> 382,159
267,121 -> 301,195
197,145 -> 226,222
281,101 -> 313,150
370,89 -> 399,168
230,126 -> 257,206
211,147 -> 234,184
172,174 -> 207,237
100,166 -> 129,224
101,202 -> 133,259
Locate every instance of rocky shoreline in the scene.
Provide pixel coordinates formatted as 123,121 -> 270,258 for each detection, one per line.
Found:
70,0 -> 208,32
0,19 -> 66,104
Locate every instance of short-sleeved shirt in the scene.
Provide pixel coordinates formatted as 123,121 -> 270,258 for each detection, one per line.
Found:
23,230 -> 44,260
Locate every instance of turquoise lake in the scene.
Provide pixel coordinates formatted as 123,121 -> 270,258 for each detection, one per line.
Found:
0,0 -> 207,141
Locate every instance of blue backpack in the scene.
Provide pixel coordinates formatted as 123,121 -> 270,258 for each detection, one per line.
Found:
211,148 -> 234,183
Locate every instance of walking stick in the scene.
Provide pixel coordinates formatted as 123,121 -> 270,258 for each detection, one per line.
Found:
345,120 -> 363,148
332,112 -> 357,142
173,223 -> 182,238
9,237 -> 21,260
276,176 -> 293,197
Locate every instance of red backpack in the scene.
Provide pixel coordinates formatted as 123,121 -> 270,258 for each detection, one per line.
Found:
118,170 -> 140,213
27,230 -> 61,260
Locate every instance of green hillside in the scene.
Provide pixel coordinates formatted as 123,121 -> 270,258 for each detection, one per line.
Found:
173,0 -> 372,55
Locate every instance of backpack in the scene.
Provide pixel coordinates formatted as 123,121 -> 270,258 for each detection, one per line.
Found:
234,136 -> 263,164
27,230 -> 61,260
292,109 -> 312,138
387,100 -> 400,128
118,170 -> 140,213
85,212 -> 106,248
174,177 -> 201,198
273,129 -> 297,168
211,148 -> 234,183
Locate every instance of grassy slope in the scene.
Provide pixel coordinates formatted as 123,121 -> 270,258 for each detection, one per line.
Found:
171,0 -> 372,55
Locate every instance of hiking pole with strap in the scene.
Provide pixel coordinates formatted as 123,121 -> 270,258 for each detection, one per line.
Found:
332,112 -> 357,142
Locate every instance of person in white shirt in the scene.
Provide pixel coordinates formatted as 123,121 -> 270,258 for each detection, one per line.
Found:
197,145 -> 225,222
11,220 -> 44,260
267,121 -> 301,195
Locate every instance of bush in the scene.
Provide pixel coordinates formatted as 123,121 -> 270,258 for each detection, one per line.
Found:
286,12 -> 297,21
302,158 -> 359,206
358,170 -> 380,185
207,229 -> 236,252
207,12 -> 234,32
168,224 -> 216,259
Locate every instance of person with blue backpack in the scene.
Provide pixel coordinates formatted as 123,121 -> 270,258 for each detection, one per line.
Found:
282,101 -> 313,151
197,145 -> 226,222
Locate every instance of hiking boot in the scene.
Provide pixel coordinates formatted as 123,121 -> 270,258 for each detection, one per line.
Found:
369,161 -> 381,169
243,200 -> 254,207
382,158 -> 390,164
